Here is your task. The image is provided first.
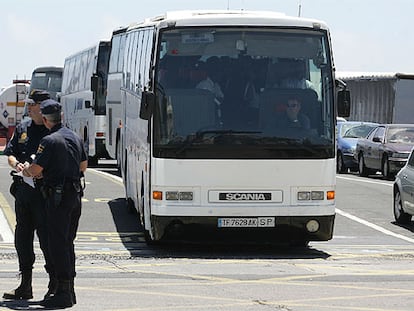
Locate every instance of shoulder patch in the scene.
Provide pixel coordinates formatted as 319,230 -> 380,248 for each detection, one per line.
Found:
37,144 -> 45,154
18,132 -> 28,143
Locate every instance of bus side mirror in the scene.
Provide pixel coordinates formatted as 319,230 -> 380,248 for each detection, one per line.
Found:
91,75 -> 99,92
337,89 -> 351,118
140,90 -> 155,120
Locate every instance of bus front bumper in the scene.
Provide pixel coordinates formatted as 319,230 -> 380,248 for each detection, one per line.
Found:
151,215 -> 335,242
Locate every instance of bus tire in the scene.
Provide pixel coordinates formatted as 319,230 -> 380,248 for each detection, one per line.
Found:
141,196 -> 158,245
88,156 -> 98,167
126,198 -> 136,215
290,239 -> 309,248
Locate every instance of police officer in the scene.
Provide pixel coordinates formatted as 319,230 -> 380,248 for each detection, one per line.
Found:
23,99 -> 87,308
3,90 -> 56,301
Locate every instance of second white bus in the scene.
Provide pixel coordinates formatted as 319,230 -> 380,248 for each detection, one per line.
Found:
60,41 -> 111,164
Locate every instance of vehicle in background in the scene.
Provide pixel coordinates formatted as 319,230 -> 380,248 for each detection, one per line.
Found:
336,121 -> 378,173
105,26 -> 127,167
0,80 -> 30,139
119,10 -> 350,245
393,147 -> 414,224
356,124 -> 414,179
336,72 -> 414,124
28,66 -> 63,100
60,41 -> 111,165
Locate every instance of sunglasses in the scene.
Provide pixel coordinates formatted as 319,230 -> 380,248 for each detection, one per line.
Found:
287,103 -> 299,108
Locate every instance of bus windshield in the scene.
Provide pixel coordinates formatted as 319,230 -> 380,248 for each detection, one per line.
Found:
31,71 -> 62,93
153,27 -> 335,159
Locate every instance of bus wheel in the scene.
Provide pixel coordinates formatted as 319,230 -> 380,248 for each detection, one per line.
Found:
141,196 -> 158,245
115,138 -> 121,172
290,239 -> 309,248
126,198 -> 136,215
88,156 -> 98,167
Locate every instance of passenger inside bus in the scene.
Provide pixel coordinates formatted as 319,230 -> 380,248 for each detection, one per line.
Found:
157,52 -> 323,140
275,97 -> 310,130
195,57 -> 224,100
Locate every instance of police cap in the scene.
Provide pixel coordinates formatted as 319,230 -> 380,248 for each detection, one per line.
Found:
40,99 -> 62,115
24,89 -> 51,104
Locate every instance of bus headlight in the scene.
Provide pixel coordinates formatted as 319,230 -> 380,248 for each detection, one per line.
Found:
311,191 -> 324,200
179,192 -> 193,201
297,191 -> 325,201
297,191 -> 311,201
165,191 -> 193,201
165,191 -> 179,200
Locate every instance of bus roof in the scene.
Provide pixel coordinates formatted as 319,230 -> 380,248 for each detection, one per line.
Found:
32,66 -> 63,73
128,10 -> 329,31
64,40 -> 110,60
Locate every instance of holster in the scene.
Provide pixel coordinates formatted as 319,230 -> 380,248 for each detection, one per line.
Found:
41,185 -> 63,207
9,171 -> 23,198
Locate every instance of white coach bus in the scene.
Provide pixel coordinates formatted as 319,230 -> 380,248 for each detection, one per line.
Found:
29,66 -> 63,100
119,10 -> 350,244
105,27 -> 128,166
60,41 -> 111,165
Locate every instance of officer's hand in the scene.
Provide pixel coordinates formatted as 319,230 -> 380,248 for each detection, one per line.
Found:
21,162 -> 31,177
14,162 -> 25,172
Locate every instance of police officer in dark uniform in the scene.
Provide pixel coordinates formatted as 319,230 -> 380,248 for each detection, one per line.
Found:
23,99 -> 87,308
3,90 -> 56,301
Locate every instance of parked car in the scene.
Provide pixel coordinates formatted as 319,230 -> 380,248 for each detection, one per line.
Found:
337,121 -> 378,173
356,124 -> 414,179
393,148 -> 414,224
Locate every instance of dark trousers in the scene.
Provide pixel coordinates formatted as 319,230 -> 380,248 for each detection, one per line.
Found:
45,184 -> 81,280
14,182 -> 52,274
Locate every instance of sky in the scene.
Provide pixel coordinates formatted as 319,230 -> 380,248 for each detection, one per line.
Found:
1,0 -> 413,87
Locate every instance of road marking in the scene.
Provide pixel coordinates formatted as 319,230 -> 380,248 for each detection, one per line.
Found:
89,168 -> 123,184
336,175 -> 414,244
337,175 -> 392,187
0,193 -> 14,242
336,208 -> 414,244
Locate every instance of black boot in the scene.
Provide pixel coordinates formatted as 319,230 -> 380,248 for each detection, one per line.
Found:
40,279 -> 73,309
43,276 -> 59,300
3,270 -> 33,300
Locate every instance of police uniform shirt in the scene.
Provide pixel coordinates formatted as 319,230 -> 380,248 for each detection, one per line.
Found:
4,119 -> 49,163
33,124 -> 87,186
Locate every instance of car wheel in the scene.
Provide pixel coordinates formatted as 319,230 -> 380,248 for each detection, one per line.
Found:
393,189 -> 412,224
382,156 -> 395,180
358,154 -> 369,177
337,151 -> 347,174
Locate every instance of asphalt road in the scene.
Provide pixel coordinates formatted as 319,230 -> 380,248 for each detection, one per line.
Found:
0,156 -> 414,311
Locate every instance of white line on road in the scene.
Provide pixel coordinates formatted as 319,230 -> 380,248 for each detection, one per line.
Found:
336,175 -> 414,244
336,208 -> 414,244
0,195 -> 14,243
337,175 -> 392,187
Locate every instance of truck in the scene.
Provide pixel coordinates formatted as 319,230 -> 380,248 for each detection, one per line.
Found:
336,72 -> 414,124
0,80 -> 30,140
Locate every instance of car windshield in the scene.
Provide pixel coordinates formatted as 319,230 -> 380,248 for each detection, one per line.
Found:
387,127 -> 414,143
341,124 -> 376,138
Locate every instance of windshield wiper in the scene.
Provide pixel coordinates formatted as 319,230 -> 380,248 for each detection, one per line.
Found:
195,129 -> 262,139
173,130 -> 263,156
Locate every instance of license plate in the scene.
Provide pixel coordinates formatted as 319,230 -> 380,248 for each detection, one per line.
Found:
218,217 -> 275,228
